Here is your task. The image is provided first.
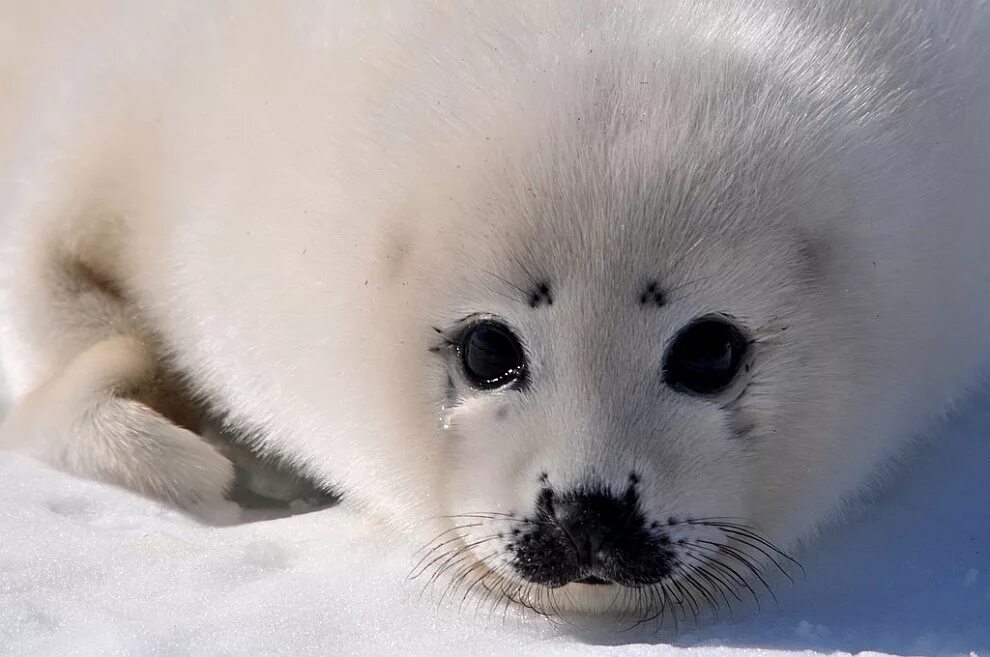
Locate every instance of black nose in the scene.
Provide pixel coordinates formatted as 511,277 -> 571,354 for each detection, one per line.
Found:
508,483 -> 673,587
553,494 -> 624,568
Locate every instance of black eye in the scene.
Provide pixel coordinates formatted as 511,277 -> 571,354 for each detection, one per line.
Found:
460,321 -> 527,389
663,317 -> 748,395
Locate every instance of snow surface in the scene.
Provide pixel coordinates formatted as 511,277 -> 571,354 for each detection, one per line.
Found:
1,392 -> 988,657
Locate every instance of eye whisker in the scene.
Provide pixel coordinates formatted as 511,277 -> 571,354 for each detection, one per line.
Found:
483,268 -> 530,301
666,274 -> 714,294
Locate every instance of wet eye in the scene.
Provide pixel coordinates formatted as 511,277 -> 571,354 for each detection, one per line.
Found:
460,321 -> 527,389
663,316 -> 748,395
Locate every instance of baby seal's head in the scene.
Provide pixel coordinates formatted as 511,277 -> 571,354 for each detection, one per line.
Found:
400,74 -> 881,618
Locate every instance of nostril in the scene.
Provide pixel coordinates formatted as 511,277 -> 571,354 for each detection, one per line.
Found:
553,499 -> 604,566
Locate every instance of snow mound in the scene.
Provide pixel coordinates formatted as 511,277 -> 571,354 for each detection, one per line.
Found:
1,396 -> 988,657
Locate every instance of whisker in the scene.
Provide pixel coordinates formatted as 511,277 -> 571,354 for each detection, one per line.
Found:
682,552 -> 741,608
425,535 -> 504,589
426,550 -> 477,593
412,533 -> 500,582
409,537 -> 469,581
459,563 -> 499,610
694,564 -> 735,617
438,549 -> 499,607
636,582 -> 666,628
687,521 -> 805,576
681,542 -> 761,609
410,540 -> 473,581
697,539 -> 779,608
411,522 -> 483,559
661,581 -> 680,633
669,572 -> 700,625
664,276 -> 718,304
474,573 -> 500,619
430,512 -> 517,521
411,508 -> 799,633
676,563 -> 721,622
684,515 -> 754,525
713,531 -> 795,583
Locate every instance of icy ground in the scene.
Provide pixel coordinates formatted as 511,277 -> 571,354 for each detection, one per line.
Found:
1,396 -> 988,657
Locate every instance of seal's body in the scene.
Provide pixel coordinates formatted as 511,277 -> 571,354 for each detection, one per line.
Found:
2,1 -> 988,615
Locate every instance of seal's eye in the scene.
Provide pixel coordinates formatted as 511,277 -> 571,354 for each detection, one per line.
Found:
663,317 -> 748,395
460,321 -> 526,389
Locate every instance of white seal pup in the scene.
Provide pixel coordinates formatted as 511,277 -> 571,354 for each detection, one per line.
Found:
1,1 -> 989,618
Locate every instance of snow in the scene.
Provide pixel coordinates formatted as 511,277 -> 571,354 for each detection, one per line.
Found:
1,391 -> 988,657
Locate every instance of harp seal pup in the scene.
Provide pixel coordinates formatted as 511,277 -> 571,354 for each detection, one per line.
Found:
1,1 -> 989,616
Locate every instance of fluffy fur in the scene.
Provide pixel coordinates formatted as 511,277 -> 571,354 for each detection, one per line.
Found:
1,1 -> 989,617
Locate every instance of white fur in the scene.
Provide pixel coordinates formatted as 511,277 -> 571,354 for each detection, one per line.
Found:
1,1 -> 989,616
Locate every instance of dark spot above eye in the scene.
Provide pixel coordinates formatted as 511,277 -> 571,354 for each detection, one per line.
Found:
529,282 -> 553,308
639,281 -> 666,307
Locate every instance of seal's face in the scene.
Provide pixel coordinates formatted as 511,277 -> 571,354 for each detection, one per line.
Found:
431,301 -> 757,592
426,252 -> 776,612
413,100 -> 862,615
